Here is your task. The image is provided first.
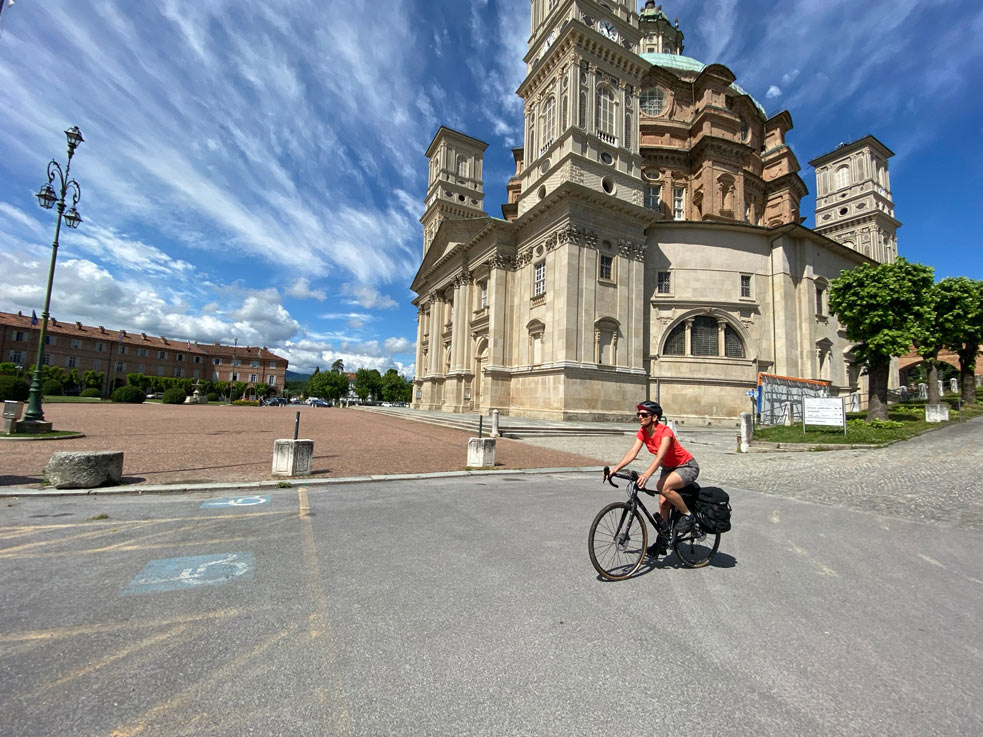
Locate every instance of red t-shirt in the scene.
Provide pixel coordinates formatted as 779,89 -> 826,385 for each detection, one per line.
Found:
636,423 -> 693,469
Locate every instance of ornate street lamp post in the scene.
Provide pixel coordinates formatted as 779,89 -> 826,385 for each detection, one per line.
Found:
20,126 -> 84,433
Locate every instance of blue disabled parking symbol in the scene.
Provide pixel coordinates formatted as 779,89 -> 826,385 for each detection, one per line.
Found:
200,495 -> 270,509
123,552 -> 255,595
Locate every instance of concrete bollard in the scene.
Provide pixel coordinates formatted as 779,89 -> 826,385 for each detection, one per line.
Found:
782,402 -> 794,426
272,439 -> 314,476
490,409 -> 501,438
739,412 -> 752,453
467,437 -> 496,468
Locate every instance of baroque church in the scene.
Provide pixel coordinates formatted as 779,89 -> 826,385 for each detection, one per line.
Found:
410,0 -> 900,424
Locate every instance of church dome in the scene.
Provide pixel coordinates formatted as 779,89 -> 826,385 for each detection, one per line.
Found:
640,52 -> 767,117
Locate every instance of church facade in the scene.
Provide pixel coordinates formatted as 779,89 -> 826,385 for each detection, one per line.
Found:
411,1 -> 898,424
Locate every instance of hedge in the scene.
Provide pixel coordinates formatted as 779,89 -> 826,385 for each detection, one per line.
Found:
80,388 -> 102,398
0,375 -> 30,402
161,387 -> 187,404
112,385 -> 146,403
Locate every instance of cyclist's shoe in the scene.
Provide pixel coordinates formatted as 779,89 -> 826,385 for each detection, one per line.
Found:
675,513 -> 697,534
647,535 -> 669,558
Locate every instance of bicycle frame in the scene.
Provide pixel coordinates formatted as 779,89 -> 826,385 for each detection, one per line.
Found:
605,469 -> 669,539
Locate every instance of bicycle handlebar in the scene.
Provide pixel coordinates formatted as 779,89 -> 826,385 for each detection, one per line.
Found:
602,466 -> 638,487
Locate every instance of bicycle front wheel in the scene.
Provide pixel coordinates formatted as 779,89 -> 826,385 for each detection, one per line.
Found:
588,502 -> 648,581
673,525 -> 720,568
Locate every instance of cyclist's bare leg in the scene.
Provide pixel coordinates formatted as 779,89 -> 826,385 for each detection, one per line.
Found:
656,472 -> 692,520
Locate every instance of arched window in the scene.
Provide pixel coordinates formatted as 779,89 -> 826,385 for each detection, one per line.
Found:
835,165 -> 850,190
457,155 -> 468,178
663,323 -> 685,355
527,113 -> 536,157
691,316 -> 718,356
724,325 -> 745,358
578,91 -> 587,128
596,86 -> 615,136
640,87 -> 664,116
541,97 -> 555,148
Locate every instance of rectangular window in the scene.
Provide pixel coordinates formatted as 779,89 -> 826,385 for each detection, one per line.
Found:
599,254 -> 614,281
174,367 -> 184,378
137,348 -> 149,357
13,331 -> 26,341
230,372 -> 240,382
740,274 -> 752,298
93,359 -> 102,370
9,350 -> 23,363
138,363 -> 145,373
533,261 -> 546,297
268,361 -> 277,369
71,339 -> 82,349
193,355 -> 202,364
816,286 -> 826,315
213,358 -> 222,365
193,369 -> 200,379
96,342 -> 106,352
657,271 -> 671,295
479,280 -> 488,309
644,185 -> 661,210
250,360 -> 259,368
157,366 -> 164,376
157,351 -> 167,360
673,187 -> 685,220
212,371 -> 219,381
67,356 -> 78,368
41,353 -> 51,365
267,375 -> 277,386
176,353 -> 185,362
249,374 -> 257,383
116,362 -> 126,372
118,345 -> 128,355
45,335 -> 56,346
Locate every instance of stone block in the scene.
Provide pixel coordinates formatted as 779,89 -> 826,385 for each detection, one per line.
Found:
467,437 -> 496,468
272,439 -> 313,476
925,403 -> 949,423
738,412 -> 752,453
45,451 -> 123,489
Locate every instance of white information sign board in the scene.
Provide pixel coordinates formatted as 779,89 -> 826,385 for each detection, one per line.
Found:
802,396 -> 846,434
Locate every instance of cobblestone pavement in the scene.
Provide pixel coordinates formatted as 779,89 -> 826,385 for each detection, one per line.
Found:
523,417 -> 983,531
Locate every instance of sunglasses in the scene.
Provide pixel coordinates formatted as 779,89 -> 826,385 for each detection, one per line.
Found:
636,412 -> 652,418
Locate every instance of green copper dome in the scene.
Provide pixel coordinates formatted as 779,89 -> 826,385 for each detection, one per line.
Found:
640,52 -> 767,117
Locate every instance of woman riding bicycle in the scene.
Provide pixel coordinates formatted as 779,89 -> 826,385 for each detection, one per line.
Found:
606,401 -> 699,554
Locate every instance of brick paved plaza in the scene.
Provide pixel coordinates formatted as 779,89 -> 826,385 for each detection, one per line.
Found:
0,404 -> 601,487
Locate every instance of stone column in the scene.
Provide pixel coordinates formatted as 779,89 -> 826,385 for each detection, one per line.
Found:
717,319 -> 727,357
428,293 -> 443,377
684,319 -> 694,356
414,307 -> 425,380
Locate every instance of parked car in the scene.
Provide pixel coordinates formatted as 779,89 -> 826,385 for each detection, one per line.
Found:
309,399 -> 329,407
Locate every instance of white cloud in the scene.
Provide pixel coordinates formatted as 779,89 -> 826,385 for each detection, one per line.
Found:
286,278 -> 327,301
766,85 -> 782,99
341,284 -> 399,310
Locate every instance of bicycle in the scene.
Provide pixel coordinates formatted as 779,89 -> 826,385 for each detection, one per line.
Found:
588,467 -> 721,580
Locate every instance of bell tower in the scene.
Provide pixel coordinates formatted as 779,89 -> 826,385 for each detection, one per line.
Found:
516,0 -> 648,218
809,135 -> 900,263
421,127 -> 488,257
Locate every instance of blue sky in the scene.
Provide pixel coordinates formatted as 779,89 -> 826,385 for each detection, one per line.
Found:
1,0 -> 980,376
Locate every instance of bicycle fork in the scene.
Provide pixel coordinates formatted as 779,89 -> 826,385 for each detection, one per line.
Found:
614,503 -> 639,551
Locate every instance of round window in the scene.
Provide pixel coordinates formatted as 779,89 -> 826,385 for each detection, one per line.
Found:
640,87 -> 665,116
540,160 -> 550,174
602,177 -> 615,194
600,151 -> 613,165
839,207 -> 848,216
538,185 -> 547,200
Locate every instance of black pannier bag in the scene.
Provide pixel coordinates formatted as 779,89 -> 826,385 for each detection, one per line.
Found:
693,486 -> 732,533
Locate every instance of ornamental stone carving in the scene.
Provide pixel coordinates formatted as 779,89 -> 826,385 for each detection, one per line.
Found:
556,226 -> 598,248
454,271 -> 473,287
618,239 -> 646,261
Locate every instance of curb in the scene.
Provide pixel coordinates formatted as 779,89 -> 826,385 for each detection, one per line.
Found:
0,466 -> 601,498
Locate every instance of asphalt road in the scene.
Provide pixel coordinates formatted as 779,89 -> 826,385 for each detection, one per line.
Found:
1,475 -> 981,737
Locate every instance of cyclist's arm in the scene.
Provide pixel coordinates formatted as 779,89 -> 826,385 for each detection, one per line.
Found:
609,437 -> 644,476
638,436 -> 672,489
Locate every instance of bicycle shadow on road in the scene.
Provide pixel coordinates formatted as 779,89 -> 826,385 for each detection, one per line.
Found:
595,550 -> 738,582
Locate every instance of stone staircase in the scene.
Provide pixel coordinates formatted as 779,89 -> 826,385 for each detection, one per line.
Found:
355,406 -> 632,440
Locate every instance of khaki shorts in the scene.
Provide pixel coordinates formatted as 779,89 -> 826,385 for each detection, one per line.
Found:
660,458 -> 700,487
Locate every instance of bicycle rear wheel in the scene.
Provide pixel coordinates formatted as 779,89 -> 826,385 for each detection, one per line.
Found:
589,502 -> 648,581
673,524 -> 720,568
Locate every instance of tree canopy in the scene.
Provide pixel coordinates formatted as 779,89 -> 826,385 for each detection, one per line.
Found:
934,276 -> 983,403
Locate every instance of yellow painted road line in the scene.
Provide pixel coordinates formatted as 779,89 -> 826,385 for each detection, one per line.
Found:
0,520 -> 158,555
297,486 -> 355,737
105,622 -> 301,737
0,535 -> 269,560
0,510 -> 293,534
0,607 -> 260,643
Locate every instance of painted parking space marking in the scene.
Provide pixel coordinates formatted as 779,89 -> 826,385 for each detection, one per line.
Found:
123,552 -> 254,595
200,495 -> 271,509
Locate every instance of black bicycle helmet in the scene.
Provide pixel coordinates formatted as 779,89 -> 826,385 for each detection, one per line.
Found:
636,400 -> 662,420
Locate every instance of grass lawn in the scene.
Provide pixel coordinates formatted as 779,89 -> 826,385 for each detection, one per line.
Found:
40,396 -> 105,403
754,398 -> 983,446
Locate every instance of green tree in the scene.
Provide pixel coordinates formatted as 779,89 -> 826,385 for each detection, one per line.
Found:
308,370 -> 349,401
353,368 -> 382,401
254,382 -> 270,399
380,369 -> 409,402
331,359 -> 344,373
829,258 -> 935,420
910,281 -> 945,404
81,370 -> 104,390
934,277 -> 983,404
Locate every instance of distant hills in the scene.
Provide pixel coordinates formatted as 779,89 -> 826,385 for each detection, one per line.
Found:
285,370 -> 310,382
